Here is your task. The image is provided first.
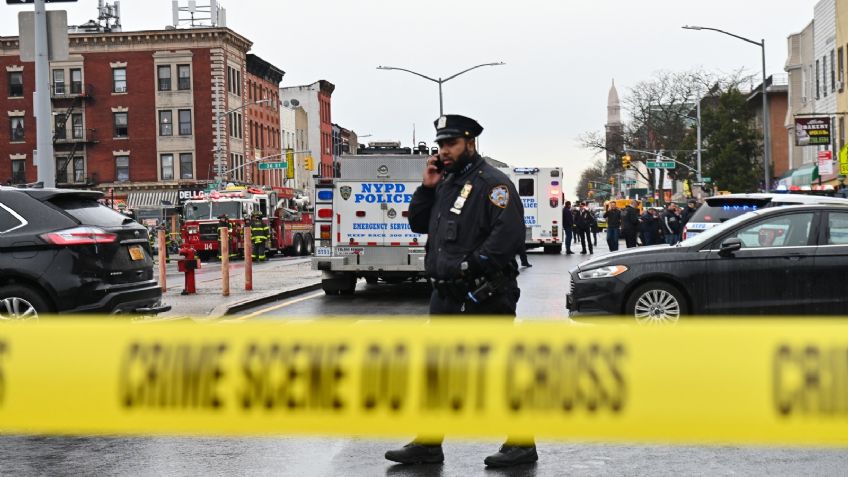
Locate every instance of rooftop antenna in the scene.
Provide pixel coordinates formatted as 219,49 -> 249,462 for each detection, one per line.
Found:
172,0 -> 227,29
70,0 -> 121,33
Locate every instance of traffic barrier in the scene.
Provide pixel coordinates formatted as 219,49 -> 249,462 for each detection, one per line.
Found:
0,319 -> 846,445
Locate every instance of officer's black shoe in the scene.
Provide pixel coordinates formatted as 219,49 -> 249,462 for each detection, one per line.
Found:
385,443 -> 444,464
520,262 -> 532,268
484,444 -> 538,468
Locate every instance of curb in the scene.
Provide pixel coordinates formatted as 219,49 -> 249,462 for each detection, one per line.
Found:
215,281 -> 323,318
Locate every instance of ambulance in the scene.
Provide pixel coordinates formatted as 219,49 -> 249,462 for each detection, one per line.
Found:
312,153 -> 430,295
500,166 -> 564,254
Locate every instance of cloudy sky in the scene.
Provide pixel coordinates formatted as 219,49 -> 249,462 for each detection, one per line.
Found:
1,0 -> 818,196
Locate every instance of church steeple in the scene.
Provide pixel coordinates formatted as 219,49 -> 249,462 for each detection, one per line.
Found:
607,79 -> 621,126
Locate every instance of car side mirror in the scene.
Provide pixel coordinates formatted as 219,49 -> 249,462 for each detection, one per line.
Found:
718,237 -> 742,257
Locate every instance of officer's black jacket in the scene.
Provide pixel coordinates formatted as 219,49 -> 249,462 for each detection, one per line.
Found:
408,155 -> 524,281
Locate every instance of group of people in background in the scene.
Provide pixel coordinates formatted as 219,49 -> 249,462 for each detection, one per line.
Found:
561,198 -> 701,254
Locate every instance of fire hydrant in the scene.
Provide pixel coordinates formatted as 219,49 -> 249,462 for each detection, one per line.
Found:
177,246 -> 200,295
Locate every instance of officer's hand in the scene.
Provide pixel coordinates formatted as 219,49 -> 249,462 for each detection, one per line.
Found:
422,156 -> 443,188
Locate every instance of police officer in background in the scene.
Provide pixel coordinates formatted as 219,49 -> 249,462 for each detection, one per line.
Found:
384,115 -> 537,468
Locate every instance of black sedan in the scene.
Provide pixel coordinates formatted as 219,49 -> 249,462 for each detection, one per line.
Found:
0,187 -> 170,319
566,204 -> 848,322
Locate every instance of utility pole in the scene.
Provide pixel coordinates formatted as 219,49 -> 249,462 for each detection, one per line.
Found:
34,0 -> 54,187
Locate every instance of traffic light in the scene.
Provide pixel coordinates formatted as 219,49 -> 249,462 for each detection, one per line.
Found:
304,156 -> 314,171
622,154 -> 631,169
609,177 -> 615,185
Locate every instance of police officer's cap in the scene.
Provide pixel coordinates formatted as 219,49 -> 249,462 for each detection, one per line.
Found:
434,115 -> 483,141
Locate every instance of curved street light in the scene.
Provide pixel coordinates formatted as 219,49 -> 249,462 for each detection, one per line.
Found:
215,99 -> 271,181
682,25 -> 770,191
377,62 -> 506,115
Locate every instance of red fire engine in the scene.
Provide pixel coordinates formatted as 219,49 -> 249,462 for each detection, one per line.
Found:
181,186 -> 313,261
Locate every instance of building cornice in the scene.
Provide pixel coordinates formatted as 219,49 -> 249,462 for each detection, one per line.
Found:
1,27 -> 253,55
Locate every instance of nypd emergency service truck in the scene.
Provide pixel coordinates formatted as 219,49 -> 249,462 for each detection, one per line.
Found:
312,154 -> 429,295
500,166 -> 565,254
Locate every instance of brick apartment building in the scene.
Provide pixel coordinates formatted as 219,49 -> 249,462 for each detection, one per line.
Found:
280,80 -> 335,188
0,27 -> 260,208
243,54 -> 284,188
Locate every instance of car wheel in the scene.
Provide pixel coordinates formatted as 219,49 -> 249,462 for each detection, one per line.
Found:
365,276 -> 378,285
0,285 -> 50,321
544,245 -> 563,254
625,281 -> 687,324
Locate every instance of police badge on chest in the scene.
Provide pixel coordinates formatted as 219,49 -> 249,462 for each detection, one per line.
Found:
450,182 -> 473,215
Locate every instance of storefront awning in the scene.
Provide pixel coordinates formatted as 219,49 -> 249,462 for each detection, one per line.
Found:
790,164 -> 819,186
127,191 -> 179,209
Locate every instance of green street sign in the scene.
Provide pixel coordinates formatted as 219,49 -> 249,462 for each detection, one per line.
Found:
702,177 -> 712,183
623,180 -> 636,185
646,161 -> 675,169
259,162 -> 287,170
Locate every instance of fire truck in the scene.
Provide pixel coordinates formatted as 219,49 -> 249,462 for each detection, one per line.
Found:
181,186 -> 313,261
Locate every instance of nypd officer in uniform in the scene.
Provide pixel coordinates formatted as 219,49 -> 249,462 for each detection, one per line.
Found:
384,115 -> 537,468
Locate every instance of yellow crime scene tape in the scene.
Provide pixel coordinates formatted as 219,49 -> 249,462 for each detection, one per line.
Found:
0,318 -> 845,446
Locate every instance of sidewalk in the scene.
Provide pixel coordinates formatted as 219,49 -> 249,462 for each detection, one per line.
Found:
154,257 -> 322,321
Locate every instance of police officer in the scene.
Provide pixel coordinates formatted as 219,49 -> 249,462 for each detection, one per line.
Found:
249,211 -> 269,261
384,114 -> 537,468
217,214 -> 234,260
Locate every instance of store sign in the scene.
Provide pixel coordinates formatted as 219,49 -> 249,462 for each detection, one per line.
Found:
795,117 -> 831,146
841,145 -> 848,176
818,150 -> 834,176
178,188 -> 206,205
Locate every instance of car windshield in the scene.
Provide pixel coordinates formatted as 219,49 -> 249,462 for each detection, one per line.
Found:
183,201 -> 241,220
50,197 -> 131,227
677,211 -> 760,247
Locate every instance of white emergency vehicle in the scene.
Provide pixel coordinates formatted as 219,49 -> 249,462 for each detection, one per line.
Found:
312,154 -> 430,295
500,166 -> 565,254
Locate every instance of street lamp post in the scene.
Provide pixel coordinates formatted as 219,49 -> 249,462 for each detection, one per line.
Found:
214,99 -> 270,182
376,62 -> 505,116
682,25 -> 770,191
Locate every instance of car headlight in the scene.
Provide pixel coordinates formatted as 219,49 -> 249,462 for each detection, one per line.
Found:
578,265 -> 628,280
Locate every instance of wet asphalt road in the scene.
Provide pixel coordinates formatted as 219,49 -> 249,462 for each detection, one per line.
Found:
3,245 -> 847,476
237,247 -> 579,320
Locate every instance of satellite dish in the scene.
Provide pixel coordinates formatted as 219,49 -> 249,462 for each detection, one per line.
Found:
282,100 -> 290,108
290,99 -> 300,107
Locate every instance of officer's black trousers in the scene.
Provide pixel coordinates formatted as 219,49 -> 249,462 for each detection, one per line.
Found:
428,284 -> 519,316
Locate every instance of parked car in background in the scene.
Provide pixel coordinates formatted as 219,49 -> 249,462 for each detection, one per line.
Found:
0,187 -> 170,319
567,204 -> 848,323
682,193 -> 848,240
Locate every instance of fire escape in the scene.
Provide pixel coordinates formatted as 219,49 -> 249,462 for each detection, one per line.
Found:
52,82 -> 98,186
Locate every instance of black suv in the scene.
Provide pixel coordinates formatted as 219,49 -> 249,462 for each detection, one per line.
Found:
0,187 -> 169,319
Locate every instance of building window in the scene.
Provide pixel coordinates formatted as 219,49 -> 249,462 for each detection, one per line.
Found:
159,110 -> 173,136
231,153 -> 244,181
229,112 -> 243,138
227,66 -> 242,95
73,157 -> 85,183
8,72 -> 23,97
70,68 -> 82,95
52,69 -> 65,96
54,114 -> 67,140
161,154 -> 174,180
113,112 -> 128,138
816,59 -> 821,99
116,155 -> 129,182
72,114 -> 83,139
11,159 -> 25,184
823,55 -> 828,97
10,117 -> 24,141
56,158 -> 68,183
831,50 -> 837,93
112,67 -> 127,93
179,153 -> 193,179
178,109 -> 192,136
157,65 -> 171,91
177,64 -> 191,90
